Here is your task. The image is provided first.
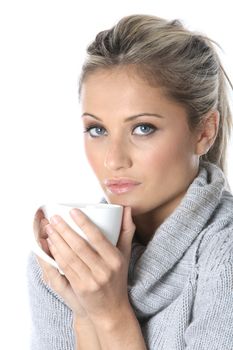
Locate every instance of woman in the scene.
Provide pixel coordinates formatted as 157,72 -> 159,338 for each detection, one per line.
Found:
28,14 -> 233,349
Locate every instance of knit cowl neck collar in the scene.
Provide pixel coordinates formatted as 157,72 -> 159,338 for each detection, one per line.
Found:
127,161 -> 228,296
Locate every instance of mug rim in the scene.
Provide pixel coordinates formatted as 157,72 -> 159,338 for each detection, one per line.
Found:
41,203 -> 123,209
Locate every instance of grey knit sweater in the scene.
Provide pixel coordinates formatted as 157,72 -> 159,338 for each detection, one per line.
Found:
27,161 -> 233,349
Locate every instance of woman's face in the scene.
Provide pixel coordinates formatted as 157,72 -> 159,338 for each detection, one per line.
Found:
80,67 -> 201,219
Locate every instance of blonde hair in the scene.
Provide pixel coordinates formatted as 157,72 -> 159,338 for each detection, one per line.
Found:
78,14 -> 232,173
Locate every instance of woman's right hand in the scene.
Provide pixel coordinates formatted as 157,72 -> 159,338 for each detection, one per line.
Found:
33,208 -> 88,319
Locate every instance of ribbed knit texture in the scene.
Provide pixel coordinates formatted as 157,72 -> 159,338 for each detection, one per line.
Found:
27,161 -> 233,349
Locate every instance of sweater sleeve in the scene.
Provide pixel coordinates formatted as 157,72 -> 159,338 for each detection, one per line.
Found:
26,252 -> 75,350
184,232 -> 233,349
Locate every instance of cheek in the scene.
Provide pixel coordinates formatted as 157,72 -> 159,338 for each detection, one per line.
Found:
141,133 -> 195,174
159,131 -> 194,159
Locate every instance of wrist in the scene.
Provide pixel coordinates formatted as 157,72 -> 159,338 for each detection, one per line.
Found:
73,314 -> 94,329
73,314 -> 102,350
93,303 -> 136,332
92,305 -> 147,350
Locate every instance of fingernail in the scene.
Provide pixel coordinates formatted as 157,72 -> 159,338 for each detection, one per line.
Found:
50,215 -> 61,225
70,208 -> 82,217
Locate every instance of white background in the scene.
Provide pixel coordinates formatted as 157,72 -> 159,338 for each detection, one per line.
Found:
0,0 -> 232,348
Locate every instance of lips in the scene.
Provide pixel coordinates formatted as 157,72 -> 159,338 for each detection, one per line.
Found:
104,178 -> 141,194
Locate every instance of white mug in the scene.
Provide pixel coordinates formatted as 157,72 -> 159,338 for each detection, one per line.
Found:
32,203 -> 123,274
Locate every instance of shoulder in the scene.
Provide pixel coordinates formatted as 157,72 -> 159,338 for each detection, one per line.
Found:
196,190 -> 233,271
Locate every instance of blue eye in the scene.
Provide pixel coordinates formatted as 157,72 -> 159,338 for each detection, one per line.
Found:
84,123 -> 156,138
133,124 -> 156,135
84,125 -> 107,137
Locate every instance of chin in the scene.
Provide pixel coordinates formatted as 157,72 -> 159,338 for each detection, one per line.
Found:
104,194 -> 144,216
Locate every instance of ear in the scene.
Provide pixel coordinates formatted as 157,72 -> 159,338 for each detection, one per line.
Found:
195,110 -> 220,156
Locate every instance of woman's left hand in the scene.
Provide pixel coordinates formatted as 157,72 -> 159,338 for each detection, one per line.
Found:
45,206 -> 136,325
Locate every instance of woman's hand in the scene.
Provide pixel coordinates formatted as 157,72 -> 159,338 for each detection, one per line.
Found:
45,206 -> 136,326
33,208 -> 51,256
33,207 -> 88,318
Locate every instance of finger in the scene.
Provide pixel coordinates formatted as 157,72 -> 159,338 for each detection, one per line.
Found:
48,216 -> 108,276
37,218 -> 49,238
33,207 -> 51,256
36,255 -> 74,300
117,207 -> 136,258
46,224 -> 95,281
38,218 -> 51,253
33,208 -> 49,238
50,211 -> 116,261
69,210 -> 124,272
39,236 -> 53,257
34,208 -> 45,222
69,209 -> 117,259
33,208 -> 44,234
47,233 -> 101,294
36,255 -> 58,284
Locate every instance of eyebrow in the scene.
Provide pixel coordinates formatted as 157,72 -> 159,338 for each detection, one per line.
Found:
81,112 -> 164,121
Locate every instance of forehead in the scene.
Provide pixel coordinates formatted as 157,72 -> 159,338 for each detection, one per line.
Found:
80,67 -> 188,121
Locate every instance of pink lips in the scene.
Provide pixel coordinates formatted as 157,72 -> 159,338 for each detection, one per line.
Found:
104,178 -> 141,194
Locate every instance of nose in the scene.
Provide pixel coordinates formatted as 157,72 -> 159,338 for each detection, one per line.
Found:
104,140 -> 132,171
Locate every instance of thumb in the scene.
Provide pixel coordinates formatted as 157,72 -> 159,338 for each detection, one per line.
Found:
117,206 -> 136,258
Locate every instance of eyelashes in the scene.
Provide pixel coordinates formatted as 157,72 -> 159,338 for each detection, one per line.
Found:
83,124 -> 107,137
83,123 -> 157,138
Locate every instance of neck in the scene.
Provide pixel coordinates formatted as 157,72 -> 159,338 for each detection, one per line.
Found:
133,210 -> 165,246
133,189 -> 188,246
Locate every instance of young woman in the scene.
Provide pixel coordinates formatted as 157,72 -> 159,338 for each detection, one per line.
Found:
28,14 -> 233,349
